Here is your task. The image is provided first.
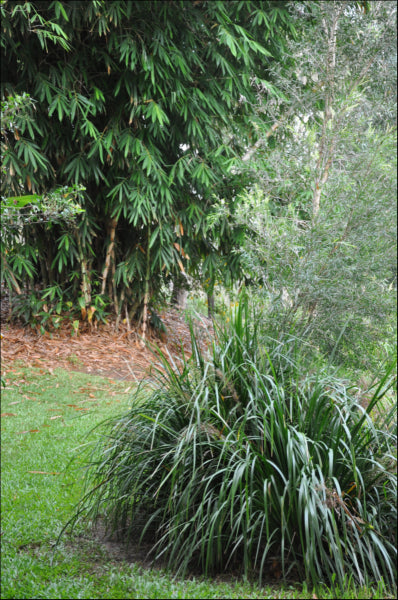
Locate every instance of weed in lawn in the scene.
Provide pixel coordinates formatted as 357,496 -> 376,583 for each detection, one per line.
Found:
67,353 -> 80,366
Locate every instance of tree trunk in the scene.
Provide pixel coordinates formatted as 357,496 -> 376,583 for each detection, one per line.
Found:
111,246 -> 118,314
75,230 -> 91,308
171,272 -> 188,309
312,2 -> 342,219
141,226 -> 151,344
207,292 -> 215,319
7,268 -> 22,296
101,217 -> 118,296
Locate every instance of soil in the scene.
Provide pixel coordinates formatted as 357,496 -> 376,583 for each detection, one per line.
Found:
72,520 -> 286,586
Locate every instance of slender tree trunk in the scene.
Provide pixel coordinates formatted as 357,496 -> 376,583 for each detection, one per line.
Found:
312,2 -> 342,219
125,302 -> 131,339
111,246 -> 118,314
207,291 -> 215,319
7,268 -> 22,295
141,225 -> 151,344
101,217 -> 118,296
171,272 -> 188,309
115,288 -> 125,332
75,230 -> 91,308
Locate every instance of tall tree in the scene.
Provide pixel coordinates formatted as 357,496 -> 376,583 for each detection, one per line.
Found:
1,0 -> 295,332
229,0 -> 397,370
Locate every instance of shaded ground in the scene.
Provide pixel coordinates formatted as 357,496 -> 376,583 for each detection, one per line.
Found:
63,518 -> 287,586
1,303 -> 214,380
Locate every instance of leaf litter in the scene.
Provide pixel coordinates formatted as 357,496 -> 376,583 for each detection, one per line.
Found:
1,308 -> 213,381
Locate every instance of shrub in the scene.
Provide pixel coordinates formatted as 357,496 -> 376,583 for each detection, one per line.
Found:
64,298 -> 397,591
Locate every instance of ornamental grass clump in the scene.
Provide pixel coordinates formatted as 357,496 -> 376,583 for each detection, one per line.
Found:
65,299 -> 397,592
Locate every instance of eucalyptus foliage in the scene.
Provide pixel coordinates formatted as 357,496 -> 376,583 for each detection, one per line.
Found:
1,0 -> 295,325
65,298 -> 397,591
230,0 -> 397,370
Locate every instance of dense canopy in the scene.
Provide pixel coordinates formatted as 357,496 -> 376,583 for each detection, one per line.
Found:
1,0 -> 294,326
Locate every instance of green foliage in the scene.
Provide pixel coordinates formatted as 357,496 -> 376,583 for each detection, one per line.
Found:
1,91 -> 52,194
0,87 -> 88,310
0,183 -> 89,317
5,366 -> 393,599
231,1 -> 397,372
64,297 -> 397,592
1,186 -> 85,220
10,284 -> 73,333
1,0 -> 295,323
230,180 -> 397,372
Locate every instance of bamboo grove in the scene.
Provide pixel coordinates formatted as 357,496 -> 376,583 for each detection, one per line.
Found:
1,0 -> 295,331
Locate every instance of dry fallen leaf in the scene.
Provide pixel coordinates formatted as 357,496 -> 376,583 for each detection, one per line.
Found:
1,308 -> 212,382
18,429 -> 39,434
1,413 -> 17,417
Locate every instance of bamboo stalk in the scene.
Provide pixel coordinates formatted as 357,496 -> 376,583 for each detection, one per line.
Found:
140,225 -> 151,345
125,301 -> 131,340
101,217 -> 118,295
115,288 -> 125,332
7,269 -> 22,295
111,246 -> 118,315
75,230 -> 91,307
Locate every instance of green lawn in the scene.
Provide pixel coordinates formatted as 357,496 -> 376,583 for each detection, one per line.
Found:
0,365 -> 393,599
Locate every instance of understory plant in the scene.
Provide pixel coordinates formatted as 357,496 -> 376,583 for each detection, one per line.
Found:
64,298 -> 397,592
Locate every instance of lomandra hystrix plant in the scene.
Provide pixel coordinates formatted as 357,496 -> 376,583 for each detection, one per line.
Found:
63,298 -> 397,592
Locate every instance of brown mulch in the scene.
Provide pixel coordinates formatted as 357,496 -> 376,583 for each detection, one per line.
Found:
1,304 -> 214,381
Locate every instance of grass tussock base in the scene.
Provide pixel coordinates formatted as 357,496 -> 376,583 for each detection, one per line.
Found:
63,298 -> 397,594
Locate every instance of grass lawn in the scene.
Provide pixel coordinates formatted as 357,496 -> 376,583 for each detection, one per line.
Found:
0,365 -> 394,599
